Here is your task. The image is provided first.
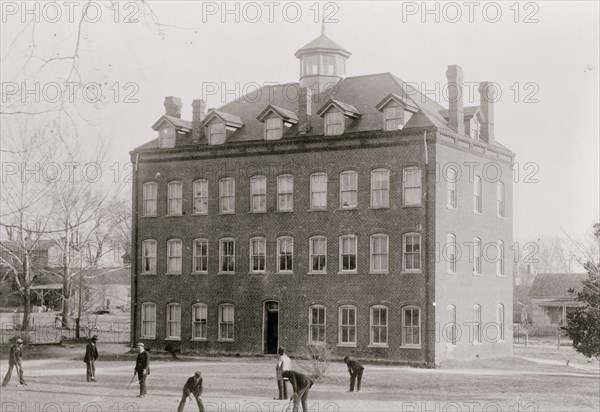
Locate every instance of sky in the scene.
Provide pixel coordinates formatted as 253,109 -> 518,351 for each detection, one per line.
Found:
1,1 -> 598,242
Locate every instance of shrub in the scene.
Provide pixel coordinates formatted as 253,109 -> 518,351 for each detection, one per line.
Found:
296,343 -> 334,381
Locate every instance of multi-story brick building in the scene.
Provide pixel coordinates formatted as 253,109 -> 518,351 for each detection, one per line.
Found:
130,29 -> 514,366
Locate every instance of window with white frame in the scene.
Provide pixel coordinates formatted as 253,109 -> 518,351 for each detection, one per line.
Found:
473,237 -> 482,275
447,305 -> 457,345
384,105 -> 403,131
470,117 -> 479,140
403,166 -> 422,205
402,306 -> 421,347
265,117 -> 283,140
325,111 -> 344,136
473,304 -> 481,343
371,169 -> 389,208
473,176 -> 482,213
192,239 -> 208,273
219,178 -> 235,213
250,176 -> 267,212
403,233 -> 421,271
141,302 -> 156,338
250,237 -> 266,273
218,304 -> 234,341
310,173 -> 327,209
496,241 -> 504,276
166,303 -> 181,339
219,238 -> 235,273
340,171 -> 358,208
446,168 -> 457,209
497,182 -> 505,217
497,304 -> 505,341
322,55 -> 335,76
208,121 -> 226,145
309,236 -> 327,273
192,303 -> 207,340
277,174 -> 293,211
370,234 -> 389,273
167,239 -> 182,274
141,240 -> 156,274
143,182 -> 157,216
370,306 -> 388,346
339,235 -> 357,272
193,179 -> 208,214
167,181 -> 182,215
277,237 -> 293,272
447,234 -> 457,274
339,305 -> 356,345
309,305 -> 326,343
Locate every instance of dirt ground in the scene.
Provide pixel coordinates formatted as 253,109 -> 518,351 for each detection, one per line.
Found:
0,344 -> 598,412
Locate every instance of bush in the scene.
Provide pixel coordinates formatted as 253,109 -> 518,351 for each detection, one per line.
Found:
296,343 -> 334,381
9,334 -> 31,345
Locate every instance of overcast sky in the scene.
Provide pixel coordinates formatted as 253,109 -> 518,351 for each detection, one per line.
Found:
1,1 -> 598,241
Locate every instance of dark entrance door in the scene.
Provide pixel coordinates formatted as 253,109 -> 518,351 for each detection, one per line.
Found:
264,301 -> 279,354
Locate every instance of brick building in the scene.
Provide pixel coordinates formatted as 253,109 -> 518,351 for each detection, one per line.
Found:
130,29 -> 514,366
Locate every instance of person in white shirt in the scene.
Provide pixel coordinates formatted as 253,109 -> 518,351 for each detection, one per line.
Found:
275,347 -> 291,400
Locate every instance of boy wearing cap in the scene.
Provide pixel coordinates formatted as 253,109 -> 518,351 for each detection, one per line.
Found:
84,335 -> 99,382
134,342 -> 150,398
2,338 -> 26,387
177,371 -> 204,412
343,356 -> 364,392
282,370 -> 314,412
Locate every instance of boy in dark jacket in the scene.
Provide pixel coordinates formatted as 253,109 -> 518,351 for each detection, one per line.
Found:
343,356 -> 364,392
177,371 -> 204,412
282,370 -> 314,412
2,338 -> 26,387
84,335 -> 99,382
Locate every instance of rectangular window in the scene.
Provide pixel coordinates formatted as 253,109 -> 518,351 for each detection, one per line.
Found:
250,176 -> 267,212
473,238 -> 482,275
310,306 -> 326,343
497,304 -> 505,341
473,176 -> 482,213
325,111 -> 344,136
219,239 -> 235,273
193,239 -> 208,273
403,234 -> 421,271
473,305 -> 481,343
447,169 -> 457,209
497,241 -> 505,276
277,175 -> 293,211
310,237 -> 327,273
371,169 -> 389,208
310,173 -> 327,209
250,238 -> 266,273
219,178 -> 235,213
141,303 -> 156,338
447,234 -> 457,274
549,307 -> 560,324
403,307 -> 421,346
277,237 -> 293,272
403,167 -> 422,205
497,182 -> 505,217
143,183 -> 157,216
340,171 -> 358,208
384,105 -> 403,131
209,122 -> 226,145
339,306 -> 356,345
167,240 -> 182,274
219,305 -> 234,341
193,180 -> 208,214
447,305 -> 457,345
166,304 -> 181,339
168,181 -> 182,215
265,117 -> 282,140
141,240 -> 156,274
192,304 -> 207,340
370,234 -> 389,273
370,306 -> 388,346
340,236 -> 357,272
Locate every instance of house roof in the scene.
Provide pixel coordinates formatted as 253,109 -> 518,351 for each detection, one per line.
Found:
294,32 -> 351,57
528,273 -> 589,298
79,267 -> 130,285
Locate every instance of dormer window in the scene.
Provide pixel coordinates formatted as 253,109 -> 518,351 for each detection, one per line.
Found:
376,93 -> 419,132
265,117 -> 282,140
209,122 -> 226,145
158,125 -> 175,148
470,117 -> 480,140
325,111 -> 344,136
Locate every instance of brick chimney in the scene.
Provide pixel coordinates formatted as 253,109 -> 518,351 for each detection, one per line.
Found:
191,99 -> 206,142
164,96 -> 182,118
298,87 -> 313,135
445,65 -> 464,135
478,81 -> 495,145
